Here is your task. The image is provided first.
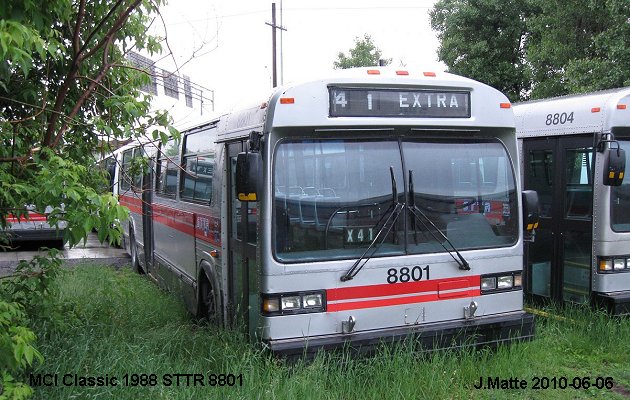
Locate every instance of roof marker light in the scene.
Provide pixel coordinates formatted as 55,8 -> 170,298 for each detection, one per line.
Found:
591,107 -> 601,113
423,72 -> 436,77
500,103 -> 512,109
367,69 -> 380,75
396,70 -> 409,76
618,104 -> 627,110
280,97 -> 295,104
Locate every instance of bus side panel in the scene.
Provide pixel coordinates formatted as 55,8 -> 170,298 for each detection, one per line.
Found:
152,197 -> 197,311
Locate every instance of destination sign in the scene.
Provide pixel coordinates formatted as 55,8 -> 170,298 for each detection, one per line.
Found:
329,87 -> 471,118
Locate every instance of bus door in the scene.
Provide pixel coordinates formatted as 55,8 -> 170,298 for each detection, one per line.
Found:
141,157 -> 154,271
523,136 -> 594,304
227,142 -> 259,335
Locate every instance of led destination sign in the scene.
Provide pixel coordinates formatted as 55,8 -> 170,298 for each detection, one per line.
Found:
329,87 -> 471,118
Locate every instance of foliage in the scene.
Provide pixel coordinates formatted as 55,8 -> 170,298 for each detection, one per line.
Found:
0,250 -> 63,400
430,0 -> 630,101
333,34 -> 392,69
0,0 -> 173,246
1,1 -> 178,398
0,301 -> 41,400
525,0 -> 630,98
430,0 -> 533,101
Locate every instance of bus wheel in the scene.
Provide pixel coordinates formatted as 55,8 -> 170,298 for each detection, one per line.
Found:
129,229 -> 142,274
200,267 -> 223,328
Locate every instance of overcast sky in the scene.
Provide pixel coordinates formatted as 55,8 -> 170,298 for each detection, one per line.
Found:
153,0 -> 443,115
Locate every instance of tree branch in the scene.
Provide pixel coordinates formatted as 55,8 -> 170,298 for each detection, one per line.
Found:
51,37 -> 115,149
43,0 -> 143,149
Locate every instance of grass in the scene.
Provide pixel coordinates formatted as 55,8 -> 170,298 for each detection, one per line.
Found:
28,265 -> 630,399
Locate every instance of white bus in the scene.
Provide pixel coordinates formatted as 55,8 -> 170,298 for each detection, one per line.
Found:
117,67 -> 536,355
515,87 -> 630,315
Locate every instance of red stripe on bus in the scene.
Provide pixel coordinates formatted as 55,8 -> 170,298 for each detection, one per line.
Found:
327,288 -> 481,312
121,194 -> 221,245
7,213 -> 48,223
151,204 -> 195,236
327,275 -> 480,301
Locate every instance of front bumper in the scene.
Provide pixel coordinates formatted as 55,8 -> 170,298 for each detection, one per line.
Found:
265,311 -> 535,357
593,291 -> 630,316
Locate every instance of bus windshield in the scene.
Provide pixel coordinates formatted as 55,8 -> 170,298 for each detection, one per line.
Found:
611,140 -> 630,232
273,136 -> 518,262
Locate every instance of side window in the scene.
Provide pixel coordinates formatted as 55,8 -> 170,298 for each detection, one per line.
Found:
155,138 -> 181,198
180,127 -> 217,204
120,149 -> 133,191
182,155 -> 214,202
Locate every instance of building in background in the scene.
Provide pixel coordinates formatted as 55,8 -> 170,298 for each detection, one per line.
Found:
128,51 -> 215,130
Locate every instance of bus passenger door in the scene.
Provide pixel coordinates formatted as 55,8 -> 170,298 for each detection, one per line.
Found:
227,142 -> 258,335
523,136 -> 594,304
141,158 -> 154,271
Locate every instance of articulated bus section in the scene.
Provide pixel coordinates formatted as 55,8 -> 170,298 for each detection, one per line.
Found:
111,67 -> 536,355
515,87 -> 630,315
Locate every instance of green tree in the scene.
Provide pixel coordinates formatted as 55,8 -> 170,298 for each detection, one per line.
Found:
430,0 -> 533,101
430,0 -> 630,101
0,0 -> 175,396
0,0 -> 175,245
526,0 -> 630,98
333,34 -> 392,69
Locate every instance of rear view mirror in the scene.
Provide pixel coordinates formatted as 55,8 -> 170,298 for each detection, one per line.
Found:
522,190 -> 539,236
602,145 -> 625,186
235,152 -> 262,202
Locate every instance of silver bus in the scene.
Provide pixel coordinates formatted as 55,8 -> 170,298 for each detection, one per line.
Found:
117,67 -> 536,355
515,87 -> 630,314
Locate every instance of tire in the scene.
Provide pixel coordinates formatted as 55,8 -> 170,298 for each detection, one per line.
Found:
129,229 -> 142,274
200,266 -> 223,328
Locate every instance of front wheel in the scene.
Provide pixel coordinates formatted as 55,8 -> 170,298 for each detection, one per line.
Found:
129,229 -> 143,274
200,267 -> 223,328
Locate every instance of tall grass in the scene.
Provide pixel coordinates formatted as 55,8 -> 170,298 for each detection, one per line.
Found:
30,265 -> 630,399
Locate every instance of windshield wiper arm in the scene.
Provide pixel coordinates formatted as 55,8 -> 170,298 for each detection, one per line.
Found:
341,167 -> 404,282
407,170 -> 470,271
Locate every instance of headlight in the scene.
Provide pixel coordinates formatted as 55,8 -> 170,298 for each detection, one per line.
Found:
598,256 -> 630,273
614,259 -> 626,270
281,296 -> 301,310
262,291 -> 326,316
302,293 -> 323,309
480,271 -> 522,294
497,275 -> 514,289
480,277 -> 496,291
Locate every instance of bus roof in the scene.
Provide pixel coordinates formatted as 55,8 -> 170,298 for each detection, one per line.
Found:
514,87 -> 630,138
212,67 -> 515,142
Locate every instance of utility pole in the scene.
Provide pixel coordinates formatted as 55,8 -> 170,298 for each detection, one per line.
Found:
266,3 -> 286,88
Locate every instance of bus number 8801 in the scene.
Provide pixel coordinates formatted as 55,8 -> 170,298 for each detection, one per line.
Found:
387,265 -> 430,284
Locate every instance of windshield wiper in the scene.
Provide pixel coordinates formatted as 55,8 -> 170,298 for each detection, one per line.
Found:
341,167 -> 404,282
407,170 -> 470,271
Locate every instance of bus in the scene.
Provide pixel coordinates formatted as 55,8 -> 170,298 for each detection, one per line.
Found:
514,87 -> 630,315
117,67 -> 537,356
2,207 -> 66,248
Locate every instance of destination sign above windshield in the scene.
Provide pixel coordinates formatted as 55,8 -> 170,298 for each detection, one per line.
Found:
329,87 -> 470,118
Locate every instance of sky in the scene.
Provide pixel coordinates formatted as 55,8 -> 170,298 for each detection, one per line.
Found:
153,0 -> 443,114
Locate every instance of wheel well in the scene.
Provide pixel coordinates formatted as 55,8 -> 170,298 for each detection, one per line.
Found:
197,261 -> 223,321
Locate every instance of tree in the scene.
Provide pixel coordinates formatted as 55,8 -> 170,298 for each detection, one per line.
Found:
430,0 -> 630,101
333,34 -> 392,69
430,0 -> 533,101
525,0 -> 630,98
0,0 -> 174,246
0,0 -> 175,396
